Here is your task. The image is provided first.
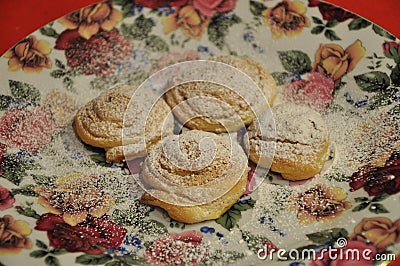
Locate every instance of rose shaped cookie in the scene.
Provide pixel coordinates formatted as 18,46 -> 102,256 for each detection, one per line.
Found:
74,84 -> 174,162
139,130 -> 248,223
165,55 -> 277,133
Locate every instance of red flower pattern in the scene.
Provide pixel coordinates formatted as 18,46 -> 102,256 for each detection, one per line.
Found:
0,185 -> 15,211
54,29 -> 83,50
350,151 -> 400,196
245,162 -> 257,194
382,41 -> 399,58
135,0 -> 188,9
35,213 -> 127,254
64,29 -> 133,77
308,0 -> 357,22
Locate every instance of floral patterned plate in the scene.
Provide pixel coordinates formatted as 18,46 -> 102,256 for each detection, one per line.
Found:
0,0 -> 399,265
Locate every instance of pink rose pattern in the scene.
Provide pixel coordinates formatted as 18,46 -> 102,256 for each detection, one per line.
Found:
283,72 -> 335,111
150,50 -> 200,73
0,143 -> 6,176
0,107 -> 56,153
193,0 -> 238,16
0,185 -> 15,211
64,29 -> 133,77
144,230 -> 208,265
136,0 -> 237,17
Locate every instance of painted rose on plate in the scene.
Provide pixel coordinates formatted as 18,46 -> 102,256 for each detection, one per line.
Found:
0,185 -> 15,211
58,0 -> 122,39
245,162 -> 257,194
34,172 -> 115,226
308,0 -> 357,22
263,0 -> 310,39
193,0 -> 238,17
35,213 -> 127,254
0,215 -> 32,255
283,72 -> 335,110
162,5 -> 211,40
349,217 -> 400,252
382,41 -> 399,60
0,107 -> 56,153
136,0 -> 237,17
293,184 -> 351,224
145,230 -> 208,265
3,36 -> 51,73
349,150 -> 400,196
310,240 -> 377,266
312,39 -> 366,84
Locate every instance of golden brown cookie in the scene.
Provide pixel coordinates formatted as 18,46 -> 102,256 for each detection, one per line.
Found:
164,55 -> 277,133
74,84 -> 174,162
246,103 -> 330,180
211,55 -> 277,104
139,130 -> 248,224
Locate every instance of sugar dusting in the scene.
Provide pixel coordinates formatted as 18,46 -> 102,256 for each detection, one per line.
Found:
2,48 -> 398,265
30,92 -> 398,263
254,103 -> 329,168
139,130 -> 248,205
25,123 -> 144,205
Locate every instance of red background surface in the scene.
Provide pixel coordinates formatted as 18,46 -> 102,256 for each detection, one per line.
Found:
0,0 -> 398,55
0,1 -> 399,264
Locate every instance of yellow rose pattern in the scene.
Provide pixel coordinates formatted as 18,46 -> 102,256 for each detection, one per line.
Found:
262,0 -> 310,39
58,0 -> 122,40
0,0 -> 399,265
0,215 -> 32,255
162,5 -> 211,40
3,36 -> 51,73
350,217 -> 400,252
313,40 -> 366,83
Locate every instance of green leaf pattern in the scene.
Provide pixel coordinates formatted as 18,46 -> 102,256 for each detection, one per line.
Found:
278,50 -> 312,74
354,71 -> 391,91
215,200 -> 255,230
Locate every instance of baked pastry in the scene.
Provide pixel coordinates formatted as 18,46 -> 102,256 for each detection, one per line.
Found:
246,103 -> 330,180
164,55 -> 277,133
139,130 -> 248,224
74,84 -> 174,162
